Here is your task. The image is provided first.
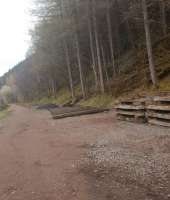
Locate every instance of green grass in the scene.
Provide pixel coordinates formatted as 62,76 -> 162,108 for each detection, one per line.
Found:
79,94 -> 116,108
32,87 -> 116,109
32,88 -> 72,106
158,75 -> 170,91
131,74 -> 170,96
54,88 -> 72,104
0,107 -> 10,120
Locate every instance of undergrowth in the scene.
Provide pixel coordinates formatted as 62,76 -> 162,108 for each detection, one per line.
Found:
0,107 -> 10,120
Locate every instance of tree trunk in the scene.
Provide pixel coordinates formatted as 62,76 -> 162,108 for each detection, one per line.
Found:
101,41 -> 112,93
64,41 -> 75,100
87,0 -> 99,91
72,0 -> 86,99
142,0 -> 157,87
106,0 -> 116,76
59,0 -> 75,100
160,0 -> 167,36
92,0 -> 105,93
75,33 -> 86,99
114,0 -> 121,72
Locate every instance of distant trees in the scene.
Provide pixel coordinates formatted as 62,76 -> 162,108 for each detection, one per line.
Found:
0,85 -> 13,104
0,0 -> 170,102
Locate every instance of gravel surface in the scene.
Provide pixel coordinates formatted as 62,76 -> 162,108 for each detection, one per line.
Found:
78,117 -> 170,200
0,105 -> 169,200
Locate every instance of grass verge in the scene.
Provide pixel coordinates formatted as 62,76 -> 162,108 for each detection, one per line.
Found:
79,94 -> 116,108
0,107 -> 10,120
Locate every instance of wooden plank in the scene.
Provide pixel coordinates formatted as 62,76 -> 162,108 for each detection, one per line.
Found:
120,99 -> 146,106
117,115 -> 146,123
147,105 -> 170,111
115,104 -> 145,110
52,108 -> 109,119
116,110 -> 145,117
146,112 -> 170,120
118,98 -> 135,104
50,106 -> 109,115
120,101 -> 133,104
148,119 -> 170,127
153,96 -> 170,102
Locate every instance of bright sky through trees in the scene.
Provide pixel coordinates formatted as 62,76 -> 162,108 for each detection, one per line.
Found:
0,0 -> 32,76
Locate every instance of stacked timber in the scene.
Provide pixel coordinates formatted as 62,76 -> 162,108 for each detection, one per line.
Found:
146,96 -> 170,127
50,106 -> 109,119
115,98 -> 146,123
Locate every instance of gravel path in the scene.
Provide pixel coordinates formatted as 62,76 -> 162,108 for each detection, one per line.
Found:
0,105 -> 169,200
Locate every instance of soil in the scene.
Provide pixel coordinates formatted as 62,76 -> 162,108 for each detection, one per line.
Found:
0,105 -> 169,200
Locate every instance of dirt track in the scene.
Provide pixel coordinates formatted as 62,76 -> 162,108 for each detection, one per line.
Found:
0,105 -> 169,200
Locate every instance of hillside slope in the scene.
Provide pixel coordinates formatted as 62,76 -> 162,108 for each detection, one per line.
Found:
53,35 -> 170,108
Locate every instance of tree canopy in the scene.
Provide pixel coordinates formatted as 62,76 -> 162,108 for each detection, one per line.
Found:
1,0 -> 170,102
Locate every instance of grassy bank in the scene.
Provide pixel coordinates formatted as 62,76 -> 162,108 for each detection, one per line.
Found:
32,78 -> 170,109
79,94 -> 116,108
32,87 -> 116,109
32,88 -> 72,106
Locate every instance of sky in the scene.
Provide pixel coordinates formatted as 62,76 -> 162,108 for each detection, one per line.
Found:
0,0 -> 33,76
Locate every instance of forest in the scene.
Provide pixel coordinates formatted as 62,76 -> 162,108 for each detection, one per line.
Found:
0,0 -> 170,104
